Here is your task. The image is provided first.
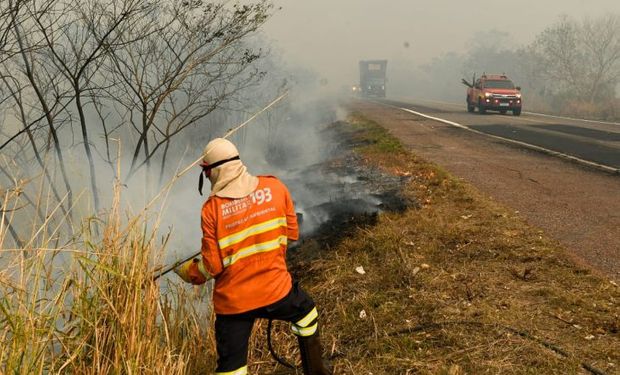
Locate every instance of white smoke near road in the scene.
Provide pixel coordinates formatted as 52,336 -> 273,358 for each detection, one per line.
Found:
155,88 -> 348,272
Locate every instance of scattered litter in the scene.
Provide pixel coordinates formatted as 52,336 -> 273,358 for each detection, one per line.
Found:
573,324 -> 582,329
404,240 -> 415,246
359,310 -> 367,319
461,214 -> 473,220
421,263 -> 430,269
584,334 -> 595,340
394,168 -> 412,177
355,266 -> 366,275
610,280 -> 618,287
412,267 -> 420,275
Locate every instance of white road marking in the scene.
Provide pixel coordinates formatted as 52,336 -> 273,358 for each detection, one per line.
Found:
376,101 -> 619,175
522,111 -> 620,126
393,97 -> 620,126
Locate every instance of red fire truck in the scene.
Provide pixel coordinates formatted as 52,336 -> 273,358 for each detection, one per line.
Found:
463,74 -> 522,116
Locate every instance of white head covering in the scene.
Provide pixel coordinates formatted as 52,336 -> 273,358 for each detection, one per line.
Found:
203,138 -> 258,198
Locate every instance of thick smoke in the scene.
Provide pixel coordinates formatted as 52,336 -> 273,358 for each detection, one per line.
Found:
155,88 -> 347,272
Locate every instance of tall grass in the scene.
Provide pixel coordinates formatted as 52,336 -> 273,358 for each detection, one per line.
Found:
0,180 -> 216,374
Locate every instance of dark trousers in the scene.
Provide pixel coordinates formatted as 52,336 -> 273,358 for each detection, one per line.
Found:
215,282 -> 317,373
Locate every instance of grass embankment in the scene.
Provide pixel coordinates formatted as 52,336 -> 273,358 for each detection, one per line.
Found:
258,113 -> 619,374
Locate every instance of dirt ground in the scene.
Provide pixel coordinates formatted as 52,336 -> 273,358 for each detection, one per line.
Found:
351,100 -> 620,282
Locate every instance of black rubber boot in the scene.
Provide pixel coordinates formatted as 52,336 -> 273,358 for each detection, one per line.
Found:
297,332 -> 332,375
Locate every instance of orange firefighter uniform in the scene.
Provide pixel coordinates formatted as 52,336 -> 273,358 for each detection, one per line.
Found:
176,138 -> 331,375
186,175 -> 298,314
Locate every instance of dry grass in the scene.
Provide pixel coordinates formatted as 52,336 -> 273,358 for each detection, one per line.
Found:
253,113 -> 619,374
0,180 -> 217,374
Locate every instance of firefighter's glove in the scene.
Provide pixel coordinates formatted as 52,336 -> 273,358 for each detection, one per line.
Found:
174,258 -> 210,285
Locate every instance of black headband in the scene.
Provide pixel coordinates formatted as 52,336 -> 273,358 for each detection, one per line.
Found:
204,155 -> 240,170
198,155 -> 241,195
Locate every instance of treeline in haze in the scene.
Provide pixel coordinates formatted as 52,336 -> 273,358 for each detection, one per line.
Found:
391,14 -> 620,120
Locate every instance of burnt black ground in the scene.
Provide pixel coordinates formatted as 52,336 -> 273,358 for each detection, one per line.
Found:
284,121 -> 415,264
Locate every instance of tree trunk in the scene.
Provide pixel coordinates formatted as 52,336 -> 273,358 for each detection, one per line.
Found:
74,83 -> 100,212
14,19 -> 74,213
158,138 -> 170,188
0,204 -> 24,249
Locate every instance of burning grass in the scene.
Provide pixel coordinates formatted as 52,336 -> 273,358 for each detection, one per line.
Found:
252,113 -> 619,374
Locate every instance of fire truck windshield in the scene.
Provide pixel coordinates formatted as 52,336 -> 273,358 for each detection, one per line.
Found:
484,80 -> 515,89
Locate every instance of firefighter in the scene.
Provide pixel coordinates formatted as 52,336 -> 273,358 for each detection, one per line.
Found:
174,138 -> 331,375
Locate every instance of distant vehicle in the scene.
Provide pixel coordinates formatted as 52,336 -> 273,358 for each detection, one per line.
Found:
351,85 -> 361,95
359,60 -> 387,98
462,73 -> 522,116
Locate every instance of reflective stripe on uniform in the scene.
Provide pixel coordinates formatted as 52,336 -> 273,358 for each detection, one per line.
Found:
291,322 -> 318,337
215,365 -> 248,375
197,259 -> 212,280
222,235 -> 288,268
218,217 -> 287,249
295,307 -> 318,328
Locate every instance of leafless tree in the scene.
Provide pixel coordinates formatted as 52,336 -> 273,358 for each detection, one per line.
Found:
531,14 -> 620,102
531,16 -> 586,98
105,1 -> 269,185
581,15 -> 620,102
0,0 -> 271,235
0,5 -> 78,229
29,0 -> 153,212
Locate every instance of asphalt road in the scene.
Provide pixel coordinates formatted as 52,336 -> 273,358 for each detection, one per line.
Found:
378,97 -> 620,172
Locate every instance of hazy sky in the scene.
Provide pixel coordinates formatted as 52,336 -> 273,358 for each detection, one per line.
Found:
261,0 -> 620,87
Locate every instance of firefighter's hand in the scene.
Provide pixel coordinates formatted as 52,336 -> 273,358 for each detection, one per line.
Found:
174,258 -> 208,285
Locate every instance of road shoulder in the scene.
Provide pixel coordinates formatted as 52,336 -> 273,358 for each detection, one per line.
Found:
352,100 -> 620,281
280,111 -> 620,374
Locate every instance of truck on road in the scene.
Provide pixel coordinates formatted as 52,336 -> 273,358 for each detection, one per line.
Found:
462,73 -> 522,116
359,60 -> 387,98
